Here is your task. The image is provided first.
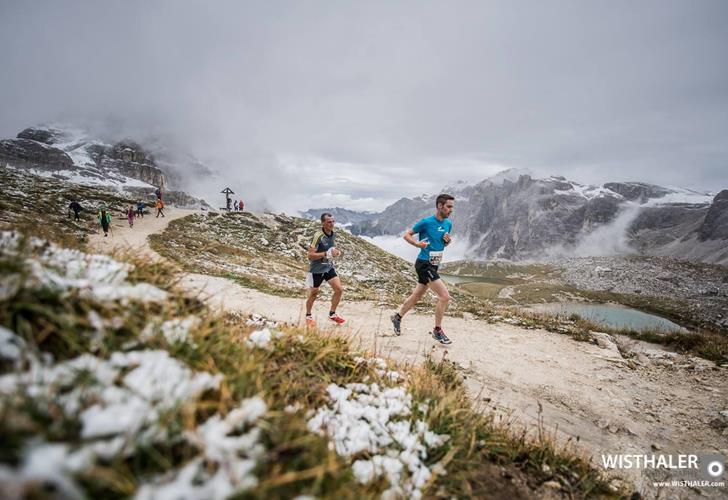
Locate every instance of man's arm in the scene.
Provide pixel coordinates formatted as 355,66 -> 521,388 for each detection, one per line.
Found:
403,228 -> 428,248
308,246 -> 326,260
307,246 -> 341,260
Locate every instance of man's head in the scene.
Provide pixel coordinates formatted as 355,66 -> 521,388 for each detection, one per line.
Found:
435,194 -> 455,219
321,212 -> 335,232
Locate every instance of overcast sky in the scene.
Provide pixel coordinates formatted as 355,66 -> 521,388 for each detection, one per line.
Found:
1,1 -> 726,212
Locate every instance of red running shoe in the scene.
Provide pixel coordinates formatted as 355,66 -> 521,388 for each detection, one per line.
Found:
329,314 -> 346,325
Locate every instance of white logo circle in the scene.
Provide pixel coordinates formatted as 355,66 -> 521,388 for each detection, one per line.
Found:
707,460 -> 724,478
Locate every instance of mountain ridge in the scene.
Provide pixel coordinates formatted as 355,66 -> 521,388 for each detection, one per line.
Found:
330,171 -> 724,265
0,124 -> 212,210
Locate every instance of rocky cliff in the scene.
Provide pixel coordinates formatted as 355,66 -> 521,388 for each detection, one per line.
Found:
699,190 -> 728,241
1,126 -> 167,189
0,137 -> 74,170
346,171 -> 725,265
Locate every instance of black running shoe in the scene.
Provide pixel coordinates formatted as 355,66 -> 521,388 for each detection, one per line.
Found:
431,328 -> 452,345
391,313 -> 402,335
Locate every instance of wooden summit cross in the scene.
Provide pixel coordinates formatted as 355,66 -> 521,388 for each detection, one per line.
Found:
221,187 -> 235,211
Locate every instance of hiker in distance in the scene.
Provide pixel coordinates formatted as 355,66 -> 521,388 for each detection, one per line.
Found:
98,208 -> 112,237
126,205 -> 135,228
305,213 -> 346,327
155,199 -> 165,218
68,200 -> 82,221
391,194 -> 454,345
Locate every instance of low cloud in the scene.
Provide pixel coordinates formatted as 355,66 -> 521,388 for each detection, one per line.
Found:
1,1 -> 726,211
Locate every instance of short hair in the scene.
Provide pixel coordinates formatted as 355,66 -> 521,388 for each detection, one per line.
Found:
435,194 -> 454,207
320,212 -> 333,222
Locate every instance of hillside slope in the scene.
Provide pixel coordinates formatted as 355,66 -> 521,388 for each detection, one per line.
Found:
140,212 -> 727,498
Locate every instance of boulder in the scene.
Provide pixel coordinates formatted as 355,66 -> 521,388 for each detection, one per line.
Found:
590,331 -> 622,358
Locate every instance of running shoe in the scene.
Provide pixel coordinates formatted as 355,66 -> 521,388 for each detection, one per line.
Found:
431,327 -> 452,345
391,313 -> 402,335
305,316 -> 316,327
329,314 -> 346,325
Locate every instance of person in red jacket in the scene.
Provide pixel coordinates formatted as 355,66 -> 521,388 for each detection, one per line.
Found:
156,199 -> 165,218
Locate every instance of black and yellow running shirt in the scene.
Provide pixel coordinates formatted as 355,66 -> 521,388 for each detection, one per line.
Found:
309,229 -> 335,274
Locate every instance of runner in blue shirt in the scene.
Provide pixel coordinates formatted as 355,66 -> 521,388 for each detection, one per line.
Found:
391,194 -> 455,345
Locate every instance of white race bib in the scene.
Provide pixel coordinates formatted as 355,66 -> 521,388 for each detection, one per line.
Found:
429,251 -> 443,266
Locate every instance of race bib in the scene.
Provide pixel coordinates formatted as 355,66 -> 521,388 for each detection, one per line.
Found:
323,247 -> 334,263
429,251 -> 443,266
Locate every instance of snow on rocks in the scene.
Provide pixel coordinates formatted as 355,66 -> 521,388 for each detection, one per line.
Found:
307,382 -> 449,499
0,231 -> 167,303
135,397 -> 268,500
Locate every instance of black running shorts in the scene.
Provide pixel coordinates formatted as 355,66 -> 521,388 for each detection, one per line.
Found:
308,268 -> 338,288
415,259 -> 440,284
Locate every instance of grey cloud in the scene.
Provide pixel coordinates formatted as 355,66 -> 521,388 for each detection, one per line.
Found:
1,0 -> 726,210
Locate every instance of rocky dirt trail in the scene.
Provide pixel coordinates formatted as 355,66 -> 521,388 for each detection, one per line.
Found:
89,212 -> 728,497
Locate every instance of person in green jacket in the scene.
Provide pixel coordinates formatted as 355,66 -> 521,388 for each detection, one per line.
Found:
98,209 -> 112,237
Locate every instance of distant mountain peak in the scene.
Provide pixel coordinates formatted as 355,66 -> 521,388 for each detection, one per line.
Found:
482,167 -> 533,185
344,170 -> 727,265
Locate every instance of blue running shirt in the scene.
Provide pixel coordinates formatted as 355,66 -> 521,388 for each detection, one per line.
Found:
412,215 -> 452,263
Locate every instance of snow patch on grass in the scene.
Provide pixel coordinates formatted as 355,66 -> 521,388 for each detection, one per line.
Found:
353,355 -> 402,382
135,397 -> 268,500
0,349 -> 222,440
160,316 -> 199,345
1,231 -> 167,303
307,382 -> 449,499
0,326 -> 26,364
0,333 -> 225,497
246,328 -> 283,350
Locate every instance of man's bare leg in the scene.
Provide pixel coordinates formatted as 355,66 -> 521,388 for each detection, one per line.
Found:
428,279 -> 450,328
305,287 -> 319,316
328,277 -> 344,312
398,283 -> 428,317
